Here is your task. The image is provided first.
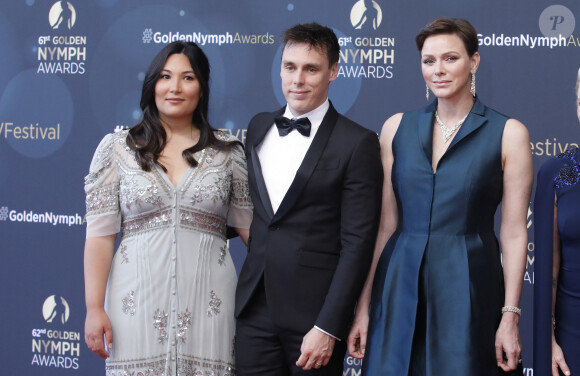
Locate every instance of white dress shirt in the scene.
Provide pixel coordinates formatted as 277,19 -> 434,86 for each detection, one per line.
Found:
256,99 -> 329,213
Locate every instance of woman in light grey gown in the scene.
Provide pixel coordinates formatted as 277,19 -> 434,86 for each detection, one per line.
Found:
83,41 -> 252,376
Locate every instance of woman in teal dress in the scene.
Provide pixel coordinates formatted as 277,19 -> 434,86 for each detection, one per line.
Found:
533,68 -> 580,376
347,18 -> 533,375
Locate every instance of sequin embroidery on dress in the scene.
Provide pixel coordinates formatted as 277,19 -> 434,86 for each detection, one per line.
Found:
555,147 -> 580,189
176,309 -> 191,343
153,308 -> 169,344
120,175 -> 163,208
207,291 -> 222,317
122,291 -> 136,316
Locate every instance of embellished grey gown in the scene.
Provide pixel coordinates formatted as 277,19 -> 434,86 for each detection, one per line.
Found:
84,130 -> 253,376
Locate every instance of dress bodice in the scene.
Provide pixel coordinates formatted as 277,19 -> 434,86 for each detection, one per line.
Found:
392,101 -> 503,237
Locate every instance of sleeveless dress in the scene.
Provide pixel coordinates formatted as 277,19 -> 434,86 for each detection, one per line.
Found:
533,147 -> 580,375
363,98 -> 521,375
84,130 -> 252,376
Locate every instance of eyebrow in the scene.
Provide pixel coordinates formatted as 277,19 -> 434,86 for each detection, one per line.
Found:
422,50 -> 461,57
161,68 -> 195,74
281,60 -> 322,69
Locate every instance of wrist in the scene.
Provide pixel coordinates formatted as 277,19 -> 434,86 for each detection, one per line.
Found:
500,306 -> 520,325
86,304 -> 106,311
355,305 -> 370,317
501,311 -> 520,324
501,305 -> 521,316
354,300 -> 370,316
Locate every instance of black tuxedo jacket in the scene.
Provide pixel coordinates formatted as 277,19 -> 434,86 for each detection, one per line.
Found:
235,102 -> 382,340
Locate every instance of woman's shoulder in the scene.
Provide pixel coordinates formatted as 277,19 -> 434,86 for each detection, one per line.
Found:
397,102 -> 435,125
380,112 -> 404,136
86,130 -> 132,183
90,130 -> 127,156
553,147 -> 580,189
213,129 -> 244,145
557,146 -> 580,161
537,147 -> 580,189
212,130 -> 245,156
402,105 -> 429,118
96,129 -> 130,148
112,128 -> 130,140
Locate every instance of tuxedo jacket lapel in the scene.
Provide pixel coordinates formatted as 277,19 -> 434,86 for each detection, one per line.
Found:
249,108 -> 284,220
250,148 -> 275,219
272,104 -> 339,223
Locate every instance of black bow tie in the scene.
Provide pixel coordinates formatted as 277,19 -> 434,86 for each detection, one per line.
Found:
274,116 -> 312,137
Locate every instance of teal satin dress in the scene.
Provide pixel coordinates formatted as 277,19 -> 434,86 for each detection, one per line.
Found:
363,98 -> 521,375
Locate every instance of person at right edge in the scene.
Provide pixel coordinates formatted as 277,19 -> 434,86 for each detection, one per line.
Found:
348,18 -> 533,375
534,68 -> 580,376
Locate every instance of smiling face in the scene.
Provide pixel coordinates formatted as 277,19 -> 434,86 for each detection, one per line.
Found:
421,33 -> 479,101
154,53 -> 201,125
280,42 -> 338,117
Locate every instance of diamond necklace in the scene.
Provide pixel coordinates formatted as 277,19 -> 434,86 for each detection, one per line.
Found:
434,109 -> 469,142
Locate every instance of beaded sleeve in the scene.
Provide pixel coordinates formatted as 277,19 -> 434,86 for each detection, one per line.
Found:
84,133 -> 122,238
222,133 -> 253,229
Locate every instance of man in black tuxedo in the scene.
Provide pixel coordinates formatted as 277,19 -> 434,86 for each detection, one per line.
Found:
235,23 -> 382,375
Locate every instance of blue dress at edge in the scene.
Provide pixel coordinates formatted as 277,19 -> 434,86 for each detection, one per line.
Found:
363,98 -> 521,375
533,147 -> 580,376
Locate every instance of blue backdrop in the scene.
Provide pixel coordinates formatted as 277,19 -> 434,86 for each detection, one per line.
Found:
0,1 -> 578,375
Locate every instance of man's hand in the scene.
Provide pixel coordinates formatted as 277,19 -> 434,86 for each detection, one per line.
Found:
296,328 -> 336,370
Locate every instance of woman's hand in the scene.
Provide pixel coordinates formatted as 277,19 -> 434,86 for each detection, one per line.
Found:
347,309 -> 369,359
235,227 -> 250,246
552,335 -> 571,376
495,312 -> 522,371
85,307 -> 113,359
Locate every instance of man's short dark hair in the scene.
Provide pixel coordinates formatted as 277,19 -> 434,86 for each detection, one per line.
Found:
282,22 -> 340,67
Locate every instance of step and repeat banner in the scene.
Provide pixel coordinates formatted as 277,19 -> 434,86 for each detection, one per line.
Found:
0,0 -> 578,375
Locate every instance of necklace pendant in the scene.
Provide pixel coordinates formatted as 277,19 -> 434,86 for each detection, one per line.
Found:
435,109 -> 469,143
441,128 -> 453,142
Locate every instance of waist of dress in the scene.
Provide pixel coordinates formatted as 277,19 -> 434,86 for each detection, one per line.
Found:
121,208 -> 226,239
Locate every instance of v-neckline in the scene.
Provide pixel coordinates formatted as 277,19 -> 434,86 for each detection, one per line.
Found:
155,149 -> 205,189
154,164 -> 191,189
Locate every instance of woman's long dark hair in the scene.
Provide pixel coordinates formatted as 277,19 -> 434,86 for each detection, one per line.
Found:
126,41 -> 240,171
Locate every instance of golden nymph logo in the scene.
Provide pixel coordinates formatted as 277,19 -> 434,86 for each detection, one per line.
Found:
42,295 -> 70,324
49,1 -> 76,30
350,0 -> 383,31
338,1 -> 394,79
37,1 -> 86,75
31,296 -> 80,369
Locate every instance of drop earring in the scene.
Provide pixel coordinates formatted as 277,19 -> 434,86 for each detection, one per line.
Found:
470,73 -> 476,97
426,84 -> 430,100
